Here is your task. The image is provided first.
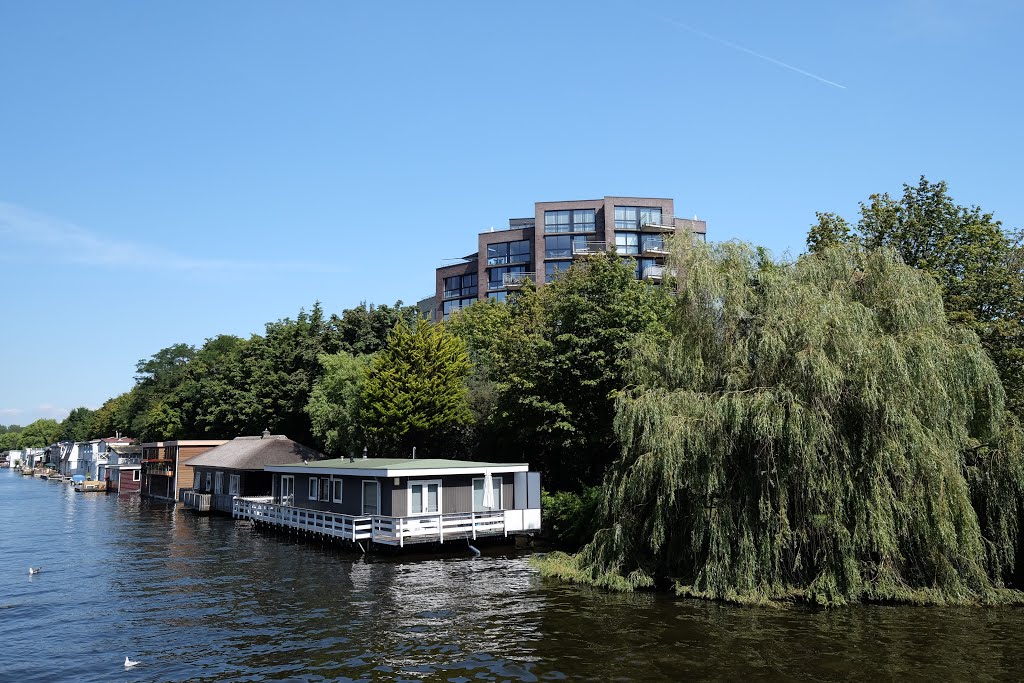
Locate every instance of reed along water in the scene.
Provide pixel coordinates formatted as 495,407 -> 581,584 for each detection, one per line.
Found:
2,468 -> 1023,682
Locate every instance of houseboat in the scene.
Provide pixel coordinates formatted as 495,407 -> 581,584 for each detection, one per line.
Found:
181,432 -> 311,514
233,456 -> 542,549
140,439 -> 228,501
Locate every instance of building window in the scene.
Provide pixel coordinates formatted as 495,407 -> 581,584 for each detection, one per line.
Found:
319,477 -> 330,501
332,479 -> 343,503
442,297 -> 476,320
488,265 -> 527,290
544,235 -> 588,258
362,480 -> 379,515
614,231 -> 639,255
486,240 -> 530,265
215,472 -> 224,494
229,474 -> 240,496
443,273 -> 477,299
488,291 -> 508,303
545,261 -> 570,282
409,480 -> 441,515
133,470 -> 141,482
615,206 -> 662,231
193,472 -> 201,490
472,476 -> 503,511
544,209 -> 596,233
280,475 -> 295,506
308,477 -> 318,501
640,234 -> 665,253
206,472 -> 212,492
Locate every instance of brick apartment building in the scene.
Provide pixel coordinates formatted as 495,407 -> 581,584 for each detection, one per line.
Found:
432,196 -> 707,321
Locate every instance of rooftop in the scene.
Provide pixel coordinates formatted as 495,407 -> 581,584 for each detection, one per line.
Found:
289,457 -> 522,470
187,434 -> 319,470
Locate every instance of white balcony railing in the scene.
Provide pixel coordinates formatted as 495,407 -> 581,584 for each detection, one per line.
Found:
232,497 -> 528,547
182,489 -> 212,512
502,272 -> 537,289
572,241 -> 608,256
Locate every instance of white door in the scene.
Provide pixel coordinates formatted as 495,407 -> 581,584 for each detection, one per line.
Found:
280,475 -> 295,506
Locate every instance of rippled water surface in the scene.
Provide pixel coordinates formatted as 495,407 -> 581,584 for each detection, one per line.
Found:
3,469 -> 1024,682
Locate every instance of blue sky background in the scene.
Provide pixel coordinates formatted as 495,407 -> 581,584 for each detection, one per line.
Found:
1,0 -> 1021,425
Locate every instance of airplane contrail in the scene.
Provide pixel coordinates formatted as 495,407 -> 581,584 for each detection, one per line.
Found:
662,17 -> 847,90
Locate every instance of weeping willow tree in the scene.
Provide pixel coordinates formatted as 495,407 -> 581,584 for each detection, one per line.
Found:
537,240 -> 1024,605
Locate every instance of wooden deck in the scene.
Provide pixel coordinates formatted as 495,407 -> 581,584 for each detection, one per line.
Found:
232,497 -> 511,547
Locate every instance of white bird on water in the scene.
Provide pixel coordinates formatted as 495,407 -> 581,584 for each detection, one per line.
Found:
28,567 -> 41,575
124,656 -> 140,668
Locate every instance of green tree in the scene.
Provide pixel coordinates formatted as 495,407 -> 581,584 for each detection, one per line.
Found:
540,241 -> 1024,605
808,178 -> 1024,418
306,351 -> 373,456
332,301 -> 418,355
360,318 -> 472,456
89,392 -> 135,439
19,419 -> 62,448
0,431 -> 21,451
59,407 -> 95,442
449,252 -> 671,490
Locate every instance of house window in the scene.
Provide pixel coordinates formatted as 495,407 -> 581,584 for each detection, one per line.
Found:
280,475 -> 295,506
443,273 -> 478,299
409,480 -> 441,515
332,479 -> 344,503
486,240 -> 531,265
362,480 -> 379,515
229,474 -> 240,496
488,265 -> 527,290
544,235 -> 588,258
545,261 -> 570,283
193,472 -> 201,490
442,297 -> 476,320
544,209 -> 596,233
206,472 -> 212,492
215,471 -> 224,495
614,231 -> 639,255
319,477 -> 330,501
308,477 -> 319,501
615,206 -> 662,230
133,470 -> 141,482
473,476 -> 503,512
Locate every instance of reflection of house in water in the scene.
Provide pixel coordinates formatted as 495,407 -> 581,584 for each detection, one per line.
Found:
234,457 -> 542,549
141,440 -> 227,501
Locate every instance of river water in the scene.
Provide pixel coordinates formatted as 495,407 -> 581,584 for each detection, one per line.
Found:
2,469 -> 1023,682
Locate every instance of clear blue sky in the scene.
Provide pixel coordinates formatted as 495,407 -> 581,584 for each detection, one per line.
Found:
1,0 -> 1021,426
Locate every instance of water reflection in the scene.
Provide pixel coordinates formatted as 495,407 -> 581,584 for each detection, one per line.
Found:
3,470 -> 1024,682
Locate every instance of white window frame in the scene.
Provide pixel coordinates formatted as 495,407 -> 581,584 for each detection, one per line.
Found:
318,477 -> 330,501
408,479 -> 442,516
214,471 -> 224,495
472,476 -> 503,512
361,479 -> 380,516
133,470 -> 141,482
308,477 -> 319,501
331,478 -> 344,504
229,474 -> 240,496
280,475 -> 295,506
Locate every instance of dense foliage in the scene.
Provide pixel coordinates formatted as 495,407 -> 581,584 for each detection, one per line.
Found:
306,351 -> 373,457
446,253 -> 670,490
538,241 -> 1024,605
360,318 -> 472,457
808,177 -> 1024,419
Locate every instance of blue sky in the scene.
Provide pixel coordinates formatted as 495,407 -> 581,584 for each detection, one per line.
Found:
1,0 -> 1021,426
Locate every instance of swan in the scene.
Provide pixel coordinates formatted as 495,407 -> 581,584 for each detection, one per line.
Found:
124,656 -> 140,668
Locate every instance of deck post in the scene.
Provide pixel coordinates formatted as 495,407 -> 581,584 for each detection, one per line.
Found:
398,518 -> 404,548
438,514 -> 444,543
472,511 -> 477,540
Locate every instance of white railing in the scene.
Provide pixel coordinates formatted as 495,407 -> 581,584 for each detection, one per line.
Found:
572,241 -> 608,255
182,489 -> 212,512
502,272 -> 537,288
232,497 -> 509,546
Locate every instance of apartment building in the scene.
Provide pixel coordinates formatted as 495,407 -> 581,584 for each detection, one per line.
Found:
432,196 -> 707,321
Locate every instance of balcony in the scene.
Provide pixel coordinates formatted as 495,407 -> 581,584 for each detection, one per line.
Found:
181,489 -> 212,512
502,272 -> 537,289
233,497 -> 540,547
642,265 -> 677,282
641,240 -> 669,257
571,241 -> 608,256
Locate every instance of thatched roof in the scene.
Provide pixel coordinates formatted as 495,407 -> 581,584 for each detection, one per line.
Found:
186,435 -> 320,470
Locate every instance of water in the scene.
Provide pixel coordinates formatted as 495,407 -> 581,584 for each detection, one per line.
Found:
2,469 -> 1023,682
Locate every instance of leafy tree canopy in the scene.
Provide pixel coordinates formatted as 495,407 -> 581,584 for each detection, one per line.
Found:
807,177 -> 1024,418
306,351 -> 373,456
59,407 -> 95,442
361,318 -> 472,457
540,241 -> 1024,606
19,419 -> 62,448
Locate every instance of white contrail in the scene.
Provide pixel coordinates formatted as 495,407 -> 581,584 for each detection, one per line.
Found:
663,17 -> 847,90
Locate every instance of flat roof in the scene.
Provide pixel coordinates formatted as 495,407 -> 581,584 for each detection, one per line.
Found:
266,457 -> 529,477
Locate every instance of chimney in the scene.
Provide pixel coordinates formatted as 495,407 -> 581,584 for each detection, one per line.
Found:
262,429 -> 270,439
